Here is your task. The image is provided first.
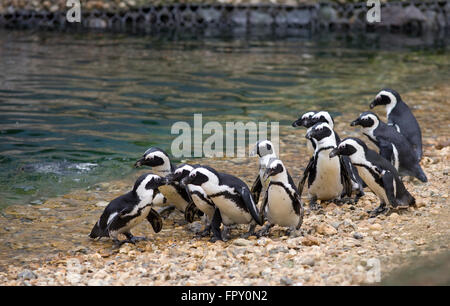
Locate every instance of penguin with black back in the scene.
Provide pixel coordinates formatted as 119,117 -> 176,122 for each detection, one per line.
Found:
370,89 -> 423,160
351,111 -> 427,182
330,138 -> 416,217
89,173 -> 165,245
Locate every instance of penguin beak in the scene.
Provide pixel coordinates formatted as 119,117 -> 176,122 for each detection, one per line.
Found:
262,167 -> 274,182
370,97 -> 381,109
181,175 -> 193,187
164,173 -> 174,184
159,176 -> 170,186
350,119 -> 361,127
292,118 -> 308,128
134,157 -> 144,168
329,147 -> 340,158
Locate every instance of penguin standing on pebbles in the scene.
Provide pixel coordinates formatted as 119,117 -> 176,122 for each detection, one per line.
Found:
257,158 -> 304,237
294,111 -> 365,202
169,164 -> 216,237
182,166 -> 263,242
299,122 -> 353,210
89,173 -> 165,245
330,138 -> 415,217
134,147 -> 200,220
351,111 -> 427,182
249,140 -> 277,203
370,88 -> 423,160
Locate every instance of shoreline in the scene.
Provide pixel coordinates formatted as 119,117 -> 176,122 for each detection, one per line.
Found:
1,1 -> 448,35
0,83 -> 449,285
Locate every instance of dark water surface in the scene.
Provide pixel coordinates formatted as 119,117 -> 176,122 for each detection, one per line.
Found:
0,30 -> 448,208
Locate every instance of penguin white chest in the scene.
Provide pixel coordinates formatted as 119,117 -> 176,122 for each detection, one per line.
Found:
356,166 -> 389,204
266,185 -> 298,227
212,195 -> 252,225
158,185 -> 188,212
308,152 -> 343,200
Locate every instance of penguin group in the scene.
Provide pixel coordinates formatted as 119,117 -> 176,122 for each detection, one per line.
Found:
89,88 -> 427,245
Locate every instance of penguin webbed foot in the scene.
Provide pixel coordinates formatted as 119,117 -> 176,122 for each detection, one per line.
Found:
158,205 -> 176,219
309,200 -> 322,211
222,226 -> 232,242
241,223 -> 256,239
196,224 -> 211,238
256,223 -> 272,237
209,235 -> 222,243
368,204 -> 389,218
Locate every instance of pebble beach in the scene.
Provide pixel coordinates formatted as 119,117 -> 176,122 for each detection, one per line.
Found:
0,83 -> 448,286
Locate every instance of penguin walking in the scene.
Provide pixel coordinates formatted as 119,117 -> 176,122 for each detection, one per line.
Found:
351,111 -> 427,182
134,147 -> 200,221
169,164 -> 216,237
370,88 -> 423,160
330,138 -> 415,217
182,166 -> 263,242
257,158 -> 304,236
89,173 -> 165,245
298,122 -> 353,210
249,140 -> 277,204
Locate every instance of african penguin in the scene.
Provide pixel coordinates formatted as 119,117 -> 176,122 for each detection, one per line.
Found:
182,166 -> 263,242
370,89 -> 423,160
89,173 -> 165,245
292,111 -> 317,155
299,122 -> 353,210
351,111 -> 427,182
169,164 -> 216,237
330,138 -> 415,217
134,147 -> 200,220
257,158 -> 304,236
249,140 -> 277,204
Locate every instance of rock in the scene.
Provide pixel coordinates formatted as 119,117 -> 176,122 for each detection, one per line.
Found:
353,232 -> 364,240
316,223 -> 337,236
280,276 -> 293,286
233,238 -> 253,247
369,223 -> 382,231
302,235 -> 320,246
95,201 -> 109,207
66,272 -> 81,285
187,221 -> 203,233
87,278 -> 108,286
17,269 -> 37,280
389,213 -> 399,220
301,258 -> 315,267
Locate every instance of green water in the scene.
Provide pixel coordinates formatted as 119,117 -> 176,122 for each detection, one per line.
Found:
0,30 -> 448,208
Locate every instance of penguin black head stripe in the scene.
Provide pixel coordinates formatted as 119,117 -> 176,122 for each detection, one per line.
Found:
351,112 -> 379,129
292,111 -> 316,128
134,147 -> 172,170
370,88 -> 400,111
305,122 -> 333,143
310,111 -> 335,129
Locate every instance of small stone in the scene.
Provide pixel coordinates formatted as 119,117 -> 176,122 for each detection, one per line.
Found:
301,258 -> 315,267
17,269 -> 37,280
280,276 -> 293,285
316,223 -> 337,236
95,201 -> 109,207
389,213 -> 399,220
302,235 -> 320,246
233,238 -> 253,247
369,223 -> 382,231
353,232 -> 364,240
87,279 -> 107,286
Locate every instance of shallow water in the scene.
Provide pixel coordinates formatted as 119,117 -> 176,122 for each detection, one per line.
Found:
0,30 -> 449,208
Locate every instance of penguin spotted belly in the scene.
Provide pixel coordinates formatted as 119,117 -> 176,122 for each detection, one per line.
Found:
356,166 -> 389,204
308,152 -> 343,200
266,185 -> 298,227
158,185 -> 188,212
213,195 -> 252,225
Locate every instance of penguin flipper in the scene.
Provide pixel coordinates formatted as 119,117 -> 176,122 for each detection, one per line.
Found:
339,156 -> 353,198
240,186 -> 263,226
292,190 -> 304,230
378,138 -> 394,164
147,208 -> 163,233
183,185 -> 201,223
298,157 -> 314,198
184,200 -> 199,223
259,187 -> 269,223
210,208 -> 223,242
250,175 -> 262,203
381,170 -> 399,208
